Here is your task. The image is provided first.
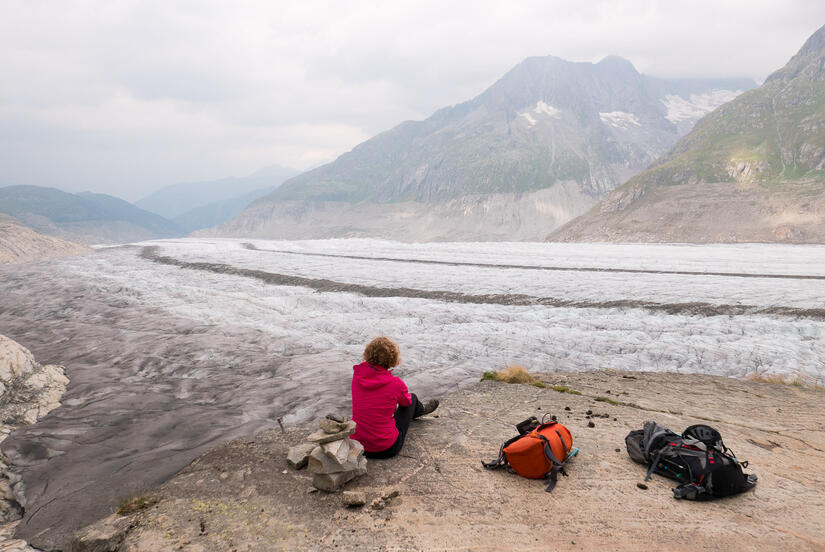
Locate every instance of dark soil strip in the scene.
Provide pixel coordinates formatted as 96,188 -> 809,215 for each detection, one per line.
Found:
241,243 -> 825,281
141,246 -> 825,320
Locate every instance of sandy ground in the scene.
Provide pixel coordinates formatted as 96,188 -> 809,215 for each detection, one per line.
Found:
114,371 -> 825,552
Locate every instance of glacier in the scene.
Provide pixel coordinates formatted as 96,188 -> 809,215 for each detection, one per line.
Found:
88,238 -> 825,387
1,237 -> 823,547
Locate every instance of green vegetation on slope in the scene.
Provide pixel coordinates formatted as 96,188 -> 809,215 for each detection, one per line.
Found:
615,27 -> 825,193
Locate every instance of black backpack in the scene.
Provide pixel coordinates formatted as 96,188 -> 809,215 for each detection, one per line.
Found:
625,421 -> 757,500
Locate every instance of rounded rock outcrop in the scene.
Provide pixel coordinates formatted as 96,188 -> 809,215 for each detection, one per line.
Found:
0,335 -> 69,546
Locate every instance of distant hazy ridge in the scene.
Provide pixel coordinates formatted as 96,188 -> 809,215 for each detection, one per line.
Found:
0,185 -> 182,244
136,165 -> 299,233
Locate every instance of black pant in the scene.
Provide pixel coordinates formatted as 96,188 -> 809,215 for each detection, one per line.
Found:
364,393 -> 424,459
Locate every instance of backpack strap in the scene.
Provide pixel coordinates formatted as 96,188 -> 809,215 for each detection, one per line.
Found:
644,447 -> 665,481
536,431 -> 569,493
723,444 -> 749,468
556,429 -> 570,458
482,434 -> 522,471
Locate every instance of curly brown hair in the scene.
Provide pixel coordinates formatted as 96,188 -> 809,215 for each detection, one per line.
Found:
363,336 -> 401,368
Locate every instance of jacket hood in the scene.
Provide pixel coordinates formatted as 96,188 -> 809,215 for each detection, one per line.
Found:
353,362 -> 396,390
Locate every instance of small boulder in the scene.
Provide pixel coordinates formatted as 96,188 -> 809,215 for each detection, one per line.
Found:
308,439 -> 364,474
69,513 -> 136,552
286,443 -> 316,470
0,336 -> 36,383
319,418 -> 347,434
312,471 -> 357,492
307,420 -> 357,444
380,487 -> 400,501
342,491 -> 366,507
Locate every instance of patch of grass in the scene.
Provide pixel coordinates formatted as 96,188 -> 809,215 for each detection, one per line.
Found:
747,373 -> 802,386
481,366 -> 583,393
117,494 -> 158,516
481,365 -> 543,386
746,373 -> 824,390
548,385 -> 582,395
595,396 -> 620,406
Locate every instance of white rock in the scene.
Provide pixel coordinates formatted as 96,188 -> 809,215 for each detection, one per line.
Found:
0,480 -> 13,500
44,364 -> 69,385
22,409 -> 38,425
0,336 -> 36,384
0,537 -> 33,551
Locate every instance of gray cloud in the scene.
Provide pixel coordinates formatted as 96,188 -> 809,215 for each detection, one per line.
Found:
2,0 -> 824,201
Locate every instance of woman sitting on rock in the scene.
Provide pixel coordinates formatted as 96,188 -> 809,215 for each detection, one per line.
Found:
350,336 -> 439,458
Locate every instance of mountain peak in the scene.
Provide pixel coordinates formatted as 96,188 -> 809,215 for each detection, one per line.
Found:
766,23 -> 825,83
796,23 -> 825,57
597,55 -> 636,69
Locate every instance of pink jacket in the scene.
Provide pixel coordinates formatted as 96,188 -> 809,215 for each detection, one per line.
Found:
350,362 -> 412,452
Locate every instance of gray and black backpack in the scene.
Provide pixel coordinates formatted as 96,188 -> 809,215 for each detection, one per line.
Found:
626,421 -> 757,500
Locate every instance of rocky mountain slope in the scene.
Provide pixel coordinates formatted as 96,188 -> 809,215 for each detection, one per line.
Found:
0,221 -> 90,264
0,186 -> 182,244
206,56 -> 753,241
136,165 -> 300,232
551,24 -> 825,243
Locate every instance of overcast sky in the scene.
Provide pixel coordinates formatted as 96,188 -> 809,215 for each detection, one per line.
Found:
2,1 -> 824,201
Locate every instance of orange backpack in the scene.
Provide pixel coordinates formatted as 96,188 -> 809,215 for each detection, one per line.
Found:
483,415 -> 576,492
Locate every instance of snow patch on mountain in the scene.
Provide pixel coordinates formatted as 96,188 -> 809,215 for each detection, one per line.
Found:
663,89 -> 743,123
534,101 -> 561,117
519,101 -> 561,126
599,111 -> 641,129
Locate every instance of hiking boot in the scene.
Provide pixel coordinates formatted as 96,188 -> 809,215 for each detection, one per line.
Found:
417,399 -> 439,417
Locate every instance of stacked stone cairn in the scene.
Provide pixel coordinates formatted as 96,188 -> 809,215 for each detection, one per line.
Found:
287,414 -> 367,492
